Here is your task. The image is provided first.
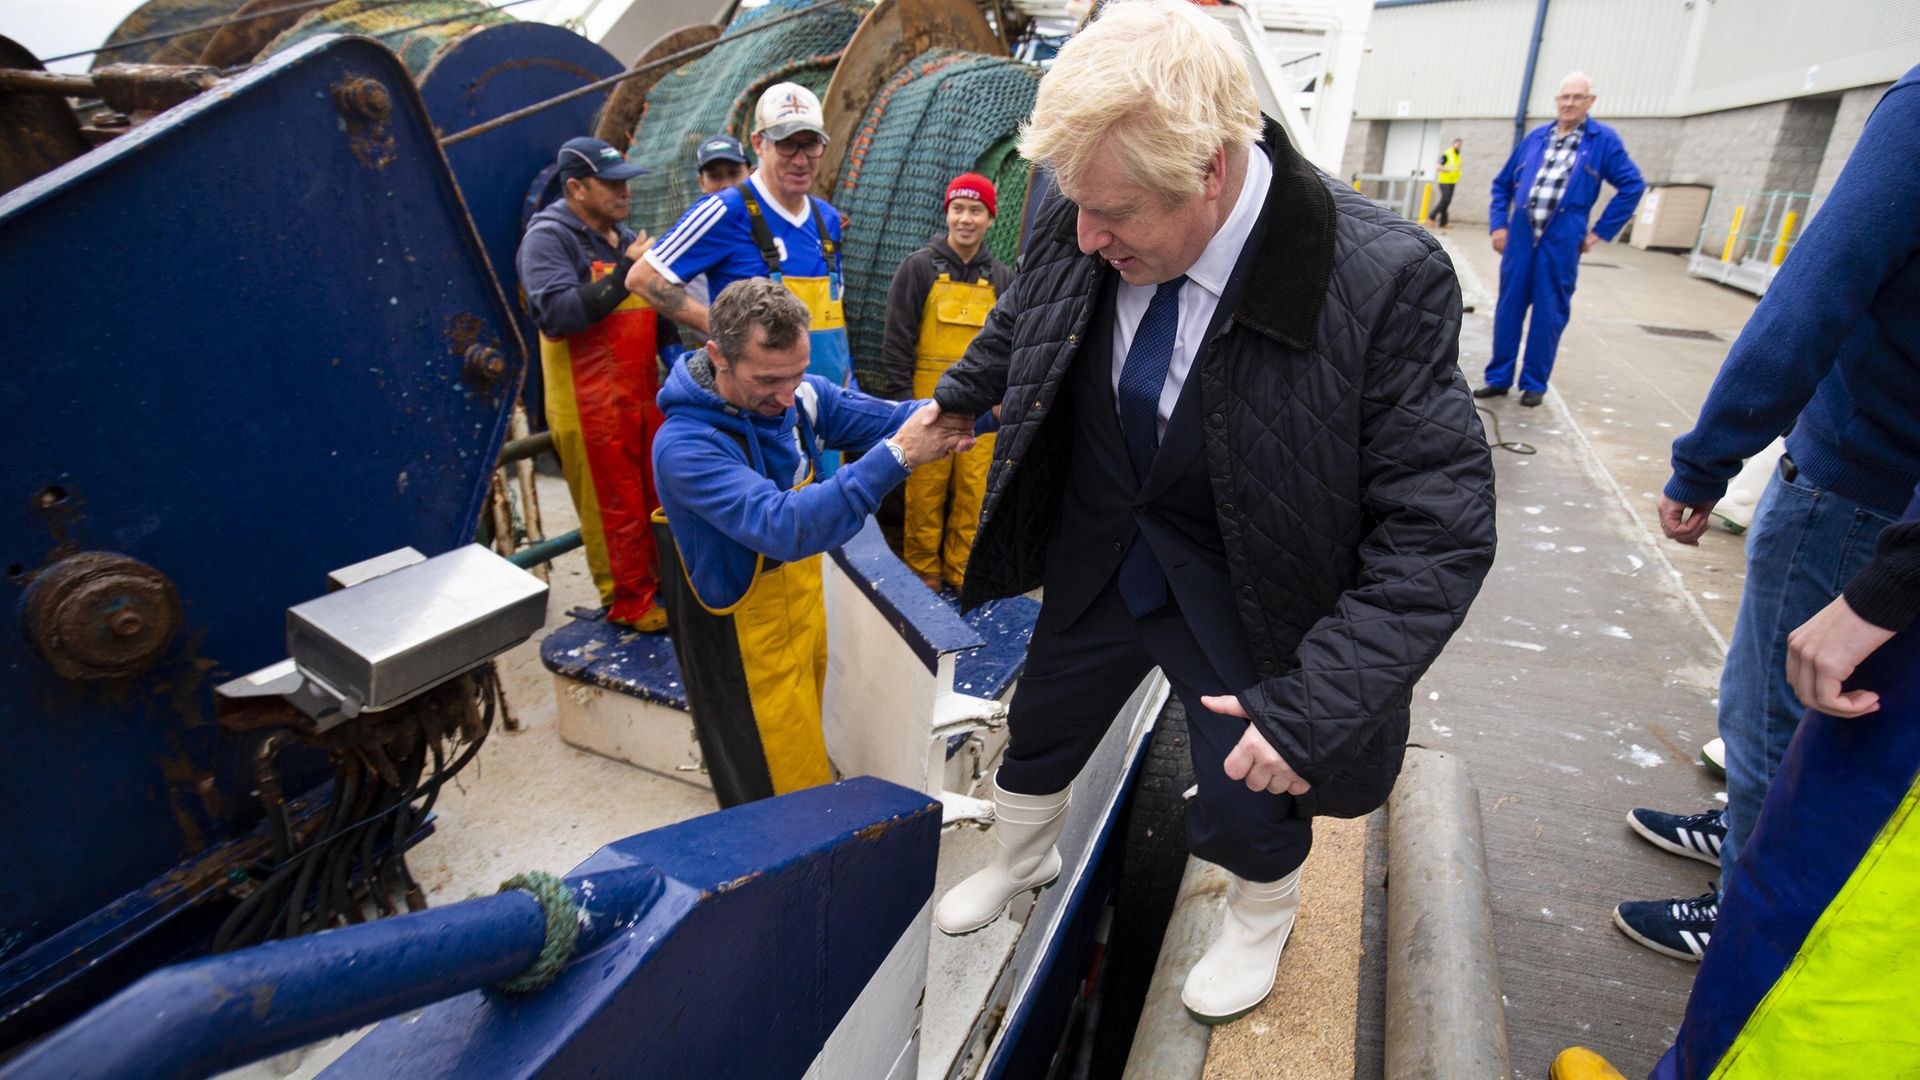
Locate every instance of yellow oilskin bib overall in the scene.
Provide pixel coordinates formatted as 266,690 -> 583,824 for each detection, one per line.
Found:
903,271 -> 997,589
539,262 -> 662,626
650,411 -> 832,809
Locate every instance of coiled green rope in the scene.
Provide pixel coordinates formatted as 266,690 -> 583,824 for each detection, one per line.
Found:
494,870 -> 580,993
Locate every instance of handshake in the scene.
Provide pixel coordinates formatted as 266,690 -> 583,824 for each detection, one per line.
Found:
888,401 -> 981,468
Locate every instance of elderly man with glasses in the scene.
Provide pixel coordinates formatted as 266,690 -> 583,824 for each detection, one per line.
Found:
628,84 -> 855,471
1477,71 -> 1645,407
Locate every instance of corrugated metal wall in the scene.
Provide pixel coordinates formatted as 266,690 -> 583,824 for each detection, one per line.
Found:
1353,0 -> 1536,118
1354,0 -> 1920,120
1685,0 -> 1920,113
1527,0 -> 1694,117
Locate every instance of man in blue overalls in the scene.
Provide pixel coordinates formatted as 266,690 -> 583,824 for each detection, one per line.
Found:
1478,72 -> 1644,407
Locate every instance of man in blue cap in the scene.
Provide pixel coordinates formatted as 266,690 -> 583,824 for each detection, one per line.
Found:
681,134 -> 751,339
694,132 -> 750,195
516,136 -> 668,631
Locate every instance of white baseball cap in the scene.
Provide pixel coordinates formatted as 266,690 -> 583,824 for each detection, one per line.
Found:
753,82 -> 829,143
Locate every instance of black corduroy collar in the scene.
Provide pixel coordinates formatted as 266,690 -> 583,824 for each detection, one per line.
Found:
1232,116 -> 1336,351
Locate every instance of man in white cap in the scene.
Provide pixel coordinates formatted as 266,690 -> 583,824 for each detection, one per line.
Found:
628,84 -> 854,434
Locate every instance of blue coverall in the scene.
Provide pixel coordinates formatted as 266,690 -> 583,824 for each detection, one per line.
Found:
1485,118 -> 1644,393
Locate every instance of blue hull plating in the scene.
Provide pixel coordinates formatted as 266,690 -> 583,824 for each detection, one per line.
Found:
0,34 -> 524,1040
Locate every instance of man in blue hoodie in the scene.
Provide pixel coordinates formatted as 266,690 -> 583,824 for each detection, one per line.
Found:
652,277 -> 974,807
1607,66 -> 1920,969
1478,72 -> 1644,406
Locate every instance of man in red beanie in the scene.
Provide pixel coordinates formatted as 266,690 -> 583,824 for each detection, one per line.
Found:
878,173 -> 1016,590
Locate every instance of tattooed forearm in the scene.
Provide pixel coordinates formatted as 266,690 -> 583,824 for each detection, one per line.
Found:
643,277 -> 690,316
626,258 -> 710,335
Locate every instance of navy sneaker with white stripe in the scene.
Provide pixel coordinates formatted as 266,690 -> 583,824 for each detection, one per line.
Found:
1613,887 -> 1719,961
1625,806 -> 1726,866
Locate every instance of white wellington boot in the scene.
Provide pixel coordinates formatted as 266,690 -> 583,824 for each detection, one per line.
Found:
1181,868 -> 1302,1024
933,776 -> 1071,936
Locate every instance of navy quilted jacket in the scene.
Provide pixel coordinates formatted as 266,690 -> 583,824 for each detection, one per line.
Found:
935,119 -> 1497,813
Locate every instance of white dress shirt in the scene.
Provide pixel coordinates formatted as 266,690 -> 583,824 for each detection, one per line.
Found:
1109,146 -> 1272,440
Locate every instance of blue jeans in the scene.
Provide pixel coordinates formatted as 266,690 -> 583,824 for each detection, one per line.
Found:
1715,465 -> 1896,894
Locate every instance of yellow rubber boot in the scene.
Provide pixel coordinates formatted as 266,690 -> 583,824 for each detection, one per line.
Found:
1549,1047 -> 1629,1080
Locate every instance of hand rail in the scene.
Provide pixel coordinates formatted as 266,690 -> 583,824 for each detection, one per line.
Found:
0,867 -> 663,1080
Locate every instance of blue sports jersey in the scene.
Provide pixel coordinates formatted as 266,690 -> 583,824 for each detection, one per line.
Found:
645,173 -> 843,302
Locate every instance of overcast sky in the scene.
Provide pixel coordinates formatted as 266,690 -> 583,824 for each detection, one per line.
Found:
4,1 -> 148,71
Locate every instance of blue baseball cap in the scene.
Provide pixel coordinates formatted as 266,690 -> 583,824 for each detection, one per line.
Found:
556,136 -> 645,182
695,133 -> 748,170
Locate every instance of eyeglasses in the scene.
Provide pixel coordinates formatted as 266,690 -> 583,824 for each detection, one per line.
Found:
1555,94 -> 1593,103
769,136 -> 825,159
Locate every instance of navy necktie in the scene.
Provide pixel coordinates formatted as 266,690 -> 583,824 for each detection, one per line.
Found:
1114,276 -> 1184,618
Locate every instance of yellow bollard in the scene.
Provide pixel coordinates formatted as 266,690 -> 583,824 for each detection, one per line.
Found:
1417,182 -> 1433,225
1770,210 -> 1799,266
1720,205 -> 1745,263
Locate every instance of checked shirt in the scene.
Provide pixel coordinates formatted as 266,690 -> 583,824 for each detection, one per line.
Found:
1527,125 -> 1584,236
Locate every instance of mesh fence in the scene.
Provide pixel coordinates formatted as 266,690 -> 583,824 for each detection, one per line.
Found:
833,48 -> 1039,388
622,0 -> 870,240
259,0 -> 512,75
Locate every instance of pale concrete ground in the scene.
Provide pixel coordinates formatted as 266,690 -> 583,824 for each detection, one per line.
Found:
1445,233 -> 1759,646
1409,233 -> 1757,1078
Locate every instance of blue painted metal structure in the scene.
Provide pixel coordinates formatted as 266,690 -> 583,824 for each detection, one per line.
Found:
541,614 -> 689,710
324,778 -> 938,1077
0,34 -> 523,1044
0,777 -> 937,1080
824,520 -> 1038,700
541,520 -> 1039,714
986,723 -> 1149,1078
1513,0 -> 1551,150
416,22 -> 625,424
2,884 -> 560,1080
0,16 -> 1165,1075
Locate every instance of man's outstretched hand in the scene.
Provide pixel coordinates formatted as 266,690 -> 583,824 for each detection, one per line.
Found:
892,402 -> 976,467
1202,695 -> 1312,796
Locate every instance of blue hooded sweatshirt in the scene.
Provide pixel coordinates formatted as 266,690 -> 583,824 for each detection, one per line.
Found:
653,351 -> 920,608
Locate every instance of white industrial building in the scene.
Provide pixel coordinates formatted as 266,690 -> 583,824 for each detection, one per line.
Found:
1341,0 -> 1920,250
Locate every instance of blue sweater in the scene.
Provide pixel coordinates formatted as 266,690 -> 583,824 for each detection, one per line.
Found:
653,353 -> 916,608
1668,66 -> 1920,517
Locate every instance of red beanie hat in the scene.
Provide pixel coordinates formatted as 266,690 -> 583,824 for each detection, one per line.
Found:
945,173 -> 997,216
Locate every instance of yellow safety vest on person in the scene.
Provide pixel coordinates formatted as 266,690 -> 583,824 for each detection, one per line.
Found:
904,270 -> 998,590
1438,146 -> 1462,185
539,261 -> 663,627
733,179 -> 852,476
650,407 -> 832,808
